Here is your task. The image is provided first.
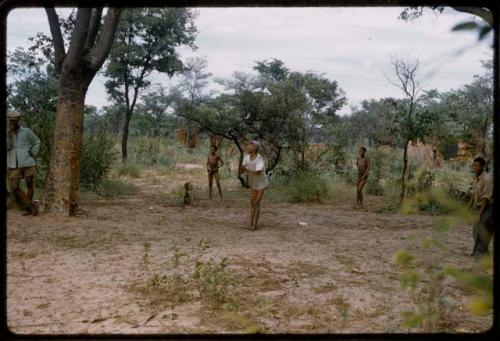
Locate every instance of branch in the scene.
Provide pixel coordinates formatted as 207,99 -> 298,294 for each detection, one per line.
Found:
452,7 -> 493,27
44,7 -> 66,74
90,7 -> 123,73
64,8 -> 92,70
84,7 -> 103,51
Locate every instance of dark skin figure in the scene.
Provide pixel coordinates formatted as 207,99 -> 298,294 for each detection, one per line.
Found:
8,118 -> 36,216
207,146 -> 224,199
239,142 -> 265,230
468,160 -> 493,256
356,147 -> 370,208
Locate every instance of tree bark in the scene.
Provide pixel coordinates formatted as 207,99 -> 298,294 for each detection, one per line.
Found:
42,7 -> 122,216
42,75 -> 87,215
234,138 -> 249,188
121,111 -> 132,162
400,138 -> 410,204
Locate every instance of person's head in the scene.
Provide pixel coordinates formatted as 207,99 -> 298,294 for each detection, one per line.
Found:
472,156 -> 486,176
245,140 -> 260,154
210,145 -> 217,154
359,146 -> 366,156
7,111 -> 21,131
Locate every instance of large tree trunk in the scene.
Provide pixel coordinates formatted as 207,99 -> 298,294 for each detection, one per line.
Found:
399,139 -> 410,204
42,75 -> 87,215
121,111 -> 132,162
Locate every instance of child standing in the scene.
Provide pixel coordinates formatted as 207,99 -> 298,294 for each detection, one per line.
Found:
239,140 -> 269,230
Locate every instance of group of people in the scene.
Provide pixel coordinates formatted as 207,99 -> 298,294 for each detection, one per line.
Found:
6,110 -> 494,255
206,140 -> 268,231
207,142 -> 494,256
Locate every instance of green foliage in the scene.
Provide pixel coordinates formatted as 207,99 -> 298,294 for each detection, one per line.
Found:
97,179 -> 139,197
395,189 -> 492,331
367,146 -> 396,195
272,169 -> 332,203
116,162 -> 142,178
393,250 -> 414,267
193,257 -> 236,310
80,134 -> 118,191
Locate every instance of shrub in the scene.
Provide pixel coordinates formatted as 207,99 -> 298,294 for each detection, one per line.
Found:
116,162 -> 142,178
97,179 -> 139,197
128,136 -> 161,165
367,146 -> 396,196
80,133 -> 117,191
273,169 -> 333,203
194,257 -> 236,310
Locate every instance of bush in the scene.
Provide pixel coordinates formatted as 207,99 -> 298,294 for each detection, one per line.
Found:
367,146 -> 397,196
273,169 -> 332,203
128,136 -> 161,165
80,133 -> 117,191
97,179 -> 139,197
116,162 -> 142,178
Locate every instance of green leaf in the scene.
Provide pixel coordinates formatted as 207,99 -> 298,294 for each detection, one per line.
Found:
393,250 -> 414,267
452,21 -> 479,32
478,25 -> 492,41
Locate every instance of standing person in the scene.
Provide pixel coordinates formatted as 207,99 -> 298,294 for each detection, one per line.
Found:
356,146 -> 370,208
239,140 -> 269,230
6,111 -> 41,216
468,156 -> 494,256
207,145 -> 224,199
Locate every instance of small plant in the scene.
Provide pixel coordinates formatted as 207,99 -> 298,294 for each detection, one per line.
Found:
193,257 -> 236,310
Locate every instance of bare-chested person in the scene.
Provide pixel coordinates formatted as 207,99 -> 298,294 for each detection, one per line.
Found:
356,147 -> 370,208
207,146 -> 224,199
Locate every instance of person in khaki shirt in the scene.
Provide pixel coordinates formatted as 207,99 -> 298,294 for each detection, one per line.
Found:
7,111 -> 40,216
468,156 -> 494,256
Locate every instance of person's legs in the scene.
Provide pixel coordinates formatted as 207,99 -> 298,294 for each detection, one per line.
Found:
356,178 -> 360,206
476,205 -> 493,255
252,190 -> 265,230
208,171 -> 214,199
10,176 -> 33,214
358,177 -> 367,207
26,175 -> 34,201
215,172 -> 223,199
250,190 -> 258,228
471,221 -> 481,256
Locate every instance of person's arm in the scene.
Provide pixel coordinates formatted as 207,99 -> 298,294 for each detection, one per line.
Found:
27,129 -> 41,157
207,157 -> 210,172
363,158 -> 370,179
217,157 -> 224,169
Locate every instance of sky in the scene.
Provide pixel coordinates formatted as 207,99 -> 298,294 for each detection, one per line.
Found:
7,7 -> 493,115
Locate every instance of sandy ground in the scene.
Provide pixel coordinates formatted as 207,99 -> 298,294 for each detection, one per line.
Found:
6,165 -> 493,334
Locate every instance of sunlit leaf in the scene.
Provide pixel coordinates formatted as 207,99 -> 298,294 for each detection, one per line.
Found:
467,296 -> 492,315
394,250 -> 414,267
452,21 -> 479,31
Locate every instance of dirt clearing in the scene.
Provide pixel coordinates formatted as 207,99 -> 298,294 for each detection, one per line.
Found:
6,167 -> 492,334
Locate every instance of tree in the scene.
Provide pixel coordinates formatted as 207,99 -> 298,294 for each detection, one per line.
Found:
175,57 -> 212,149
386,56 -> 434,203
104,8 -> 197,161
132,85 -> 179,138
40,7 -> 122,215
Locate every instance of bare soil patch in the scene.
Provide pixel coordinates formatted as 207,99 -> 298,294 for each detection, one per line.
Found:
6,166 -> 492,334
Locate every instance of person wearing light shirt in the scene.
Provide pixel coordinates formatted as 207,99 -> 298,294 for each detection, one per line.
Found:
239,140 -> 269,230
7,111 -> 41,216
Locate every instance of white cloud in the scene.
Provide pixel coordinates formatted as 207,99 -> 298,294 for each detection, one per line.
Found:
6,6 -> 493,115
